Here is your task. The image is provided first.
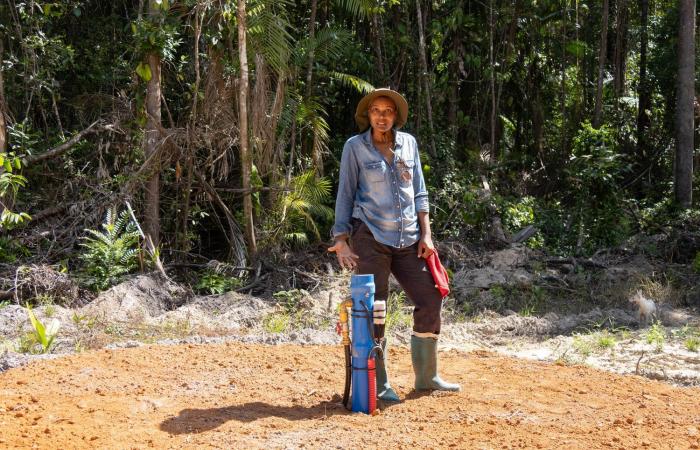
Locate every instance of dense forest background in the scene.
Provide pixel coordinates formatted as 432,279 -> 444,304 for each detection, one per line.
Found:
0,0 -> 698,294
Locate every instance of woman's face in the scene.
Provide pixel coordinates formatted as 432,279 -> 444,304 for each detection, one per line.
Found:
368,96 -> 397,133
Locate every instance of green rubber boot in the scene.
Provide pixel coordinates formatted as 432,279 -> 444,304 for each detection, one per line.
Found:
411,335 -> 461,392
376,338 -> 400,402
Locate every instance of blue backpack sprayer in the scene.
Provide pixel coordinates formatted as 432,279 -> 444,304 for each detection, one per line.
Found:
338,274 -> 387,414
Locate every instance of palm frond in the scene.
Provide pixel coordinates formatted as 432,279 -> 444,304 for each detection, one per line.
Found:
326,71 -> 375,94
247,0 -> 294,76
292,27 -> 353,67
334,0 -> 377,19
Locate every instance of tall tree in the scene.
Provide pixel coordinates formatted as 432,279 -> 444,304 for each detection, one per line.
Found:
612,0 -> 628,97
636,0 -> 650,157
0,34 -> 7,154
144,0 -> 163,245
675,0 -> 695,208
238,0 -> 257,255
593,0 -> 609,128
305,0 -> 324,177
415,0 -> 436,157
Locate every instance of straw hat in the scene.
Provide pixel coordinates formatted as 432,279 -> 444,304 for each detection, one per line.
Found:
354,88 -> 408,132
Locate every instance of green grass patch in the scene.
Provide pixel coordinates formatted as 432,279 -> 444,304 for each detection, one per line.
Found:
386,291 -> 412,330
594,331 -> 616,349
262,312 -> 291,333
685,337 -> 699,352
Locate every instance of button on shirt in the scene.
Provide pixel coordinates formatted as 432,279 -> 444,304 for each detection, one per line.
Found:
332,129 -> 429,248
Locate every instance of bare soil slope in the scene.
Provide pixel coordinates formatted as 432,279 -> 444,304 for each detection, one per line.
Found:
1,343 -> 698,449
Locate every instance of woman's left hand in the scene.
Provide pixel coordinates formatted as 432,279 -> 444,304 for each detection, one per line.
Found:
417,235 -> 435,258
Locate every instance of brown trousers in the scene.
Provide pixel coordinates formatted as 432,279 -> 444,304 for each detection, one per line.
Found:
350,219 -> 443,334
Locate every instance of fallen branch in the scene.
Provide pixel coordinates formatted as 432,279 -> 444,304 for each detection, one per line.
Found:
635,351 -> 645,375
234,272 -> 269,293
23,120 -> 105,165
545,257 -> 607,269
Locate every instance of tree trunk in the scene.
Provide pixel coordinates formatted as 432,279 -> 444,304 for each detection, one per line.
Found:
238,0 -> 257,255
593,0 -> 609,128
0,35 -> 7,154
675,0 -> 695,208
415,0 -> 436,157
636,0 -> 650,158
370,12 -> 387,85
144,0 -> 162,245
488,0 -> 496,163
305,0 -> 324,177
613,0 -> 629,97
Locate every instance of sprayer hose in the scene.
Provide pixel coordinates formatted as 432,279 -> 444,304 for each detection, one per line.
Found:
342,345 -> 351,410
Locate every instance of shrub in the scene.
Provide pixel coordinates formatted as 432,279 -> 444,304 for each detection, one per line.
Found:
79,208 -> 141,291
195,270 -> 243,295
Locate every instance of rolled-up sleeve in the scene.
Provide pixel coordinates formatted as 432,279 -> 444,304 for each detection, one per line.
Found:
412,142 -> 429,213
332,140 -> 358,238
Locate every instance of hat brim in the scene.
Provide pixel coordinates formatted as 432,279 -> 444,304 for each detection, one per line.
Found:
354,88 -> 408,132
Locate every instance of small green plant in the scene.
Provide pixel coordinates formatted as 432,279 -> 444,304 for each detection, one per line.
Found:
20,305 -> 60,354
273,289 -> 311,312
262,312 -> 291,333
0,299 -> 10,309
195,270 -> 243,295
386,291 -> 412,330
595,331 -> 616,349
645,321 -> 666,351
43,304 -> 56,318
79,208 -> 141,291
685,337 -> 699,352
72,312 -> 97,329
572,334 -> 593,357
518,303 -> 536,317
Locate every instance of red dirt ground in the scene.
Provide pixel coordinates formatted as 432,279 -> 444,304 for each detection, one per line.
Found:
1,343 -> 699,449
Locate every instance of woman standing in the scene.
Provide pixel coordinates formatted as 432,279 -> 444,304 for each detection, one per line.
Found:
329,88 -> 460,402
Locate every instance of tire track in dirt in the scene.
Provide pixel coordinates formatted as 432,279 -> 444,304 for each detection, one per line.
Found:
1,343 -> 699,449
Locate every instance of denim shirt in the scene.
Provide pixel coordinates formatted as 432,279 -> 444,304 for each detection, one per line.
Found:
332,128 -> 429,248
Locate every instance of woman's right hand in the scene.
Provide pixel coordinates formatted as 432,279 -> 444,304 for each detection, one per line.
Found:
327,239 -> 359,270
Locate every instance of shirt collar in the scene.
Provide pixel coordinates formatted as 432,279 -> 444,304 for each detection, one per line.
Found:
361,128 -> 404,149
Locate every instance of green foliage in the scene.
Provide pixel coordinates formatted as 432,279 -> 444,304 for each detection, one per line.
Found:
0,128 -> 32,230
386,291 -> 412,331
262,312 -> 291,333
0,237 -> 30,263
195,270 -> 243,295
264,171 -> 333,248
262,289 -> 313,333
644,321 -> 666,351
595,331 -> 616,349
499,196 -> 545,249
79,209 -> 141,291
272,289 -> 310,313
21,304 -> 60,354
572,334 -> 593,358
685,337 -> 699,352
131,19 -> 181,60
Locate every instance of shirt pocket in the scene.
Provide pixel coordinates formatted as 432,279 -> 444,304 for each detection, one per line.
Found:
364,160 -> 386,183
398,159 -> 415,186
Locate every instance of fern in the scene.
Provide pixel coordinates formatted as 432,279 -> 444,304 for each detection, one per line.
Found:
79,208 -> 141,291
273,170 -> 334,247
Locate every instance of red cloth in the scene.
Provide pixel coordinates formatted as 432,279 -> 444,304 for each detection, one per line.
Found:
426,250 -> 450,299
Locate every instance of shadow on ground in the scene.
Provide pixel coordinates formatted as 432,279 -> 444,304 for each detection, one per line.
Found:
160,390 -> 435,434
